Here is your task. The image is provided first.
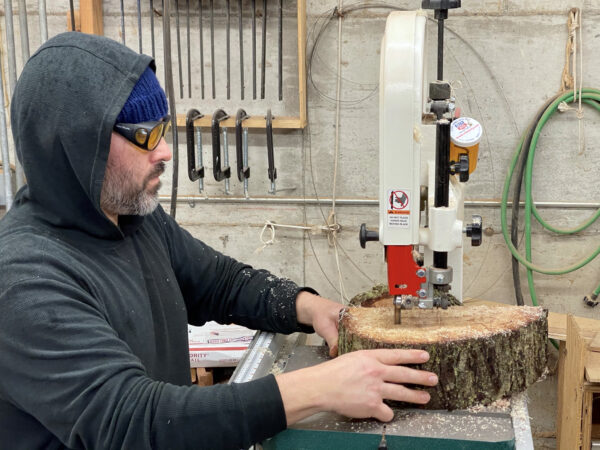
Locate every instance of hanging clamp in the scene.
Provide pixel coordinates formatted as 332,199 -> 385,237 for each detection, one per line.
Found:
186,109 -> 205,193
236,108 -> 251,198
266,109 -> 277,194
212,109 -> 231,194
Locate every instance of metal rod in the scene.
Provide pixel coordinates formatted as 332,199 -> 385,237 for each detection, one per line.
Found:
223,128 -> 230,194
199,0 -> 205,99
437,18 -> 444,80
137,0 -> 143,52
38,0 -> 48,43
15,0 -> 28,188
278,0 -> 282,100
4,0 -> 17,93
150,0 -> 156,58
266,109 -> 277,194
260,0 -> 267,99
175,0 -> 184,98
238,0 -> 244,100
226,0 -> 231,100
187,0 -> 192,98
69,0 -> 76,31
243,128 -> 249,197
252,0 -> 256,99
119,0 -> 125,44
158,196 -> 600,209
210,0 -> 216,99
196,127 -> 204,193
0,48 -> 13,210
163,0 -> 179,218
17,0 -> 29,66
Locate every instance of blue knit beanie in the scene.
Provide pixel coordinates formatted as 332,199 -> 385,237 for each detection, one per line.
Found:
116,66 -> 168,124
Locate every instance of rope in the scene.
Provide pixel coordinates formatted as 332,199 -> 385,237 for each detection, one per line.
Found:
559,8 -> 585,154
255,220 -> 340,253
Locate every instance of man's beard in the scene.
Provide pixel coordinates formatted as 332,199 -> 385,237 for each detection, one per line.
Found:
100,161 -> 165,216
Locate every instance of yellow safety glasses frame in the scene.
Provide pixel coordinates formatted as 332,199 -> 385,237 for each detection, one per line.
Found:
113,114 -> 171,151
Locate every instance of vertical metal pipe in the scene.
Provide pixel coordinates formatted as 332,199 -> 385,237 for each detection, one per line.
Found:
15,0 -> 28,188
69,0 -> 76,31
119,0 -> 126,45
278,0 -> 282,100
226,0 -> 230,100
38,0 -> 48,43
437,18 -> 444,81
163,0 -> 179,218
198,0 -> 205,99
252,0 -> 256,99
260,0 -> 266,99
3,0 -> 17,200
4,0 -> 17,93
175,0 -> 184,98
17,0 -> 29,66
0,52 -> 13,210
210,0 -> 215,99
150,0 -> 156,58
238,0 -> 244,100
137,0 -> 143,53
186,0 -> 192,98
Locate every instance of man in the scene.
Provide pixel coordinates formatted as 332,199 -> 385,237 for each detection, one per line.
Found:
0,32 -> 437,449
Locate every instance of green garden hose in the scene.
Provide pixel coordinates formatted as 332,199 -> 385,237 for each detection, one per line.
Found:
501,88 -> 600,313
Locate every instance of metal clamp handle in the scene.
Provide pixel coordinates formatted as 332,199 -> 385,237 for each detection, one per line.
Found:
211,109 -> 231,182
266,109 -> 277,194
235,108 -> 250,182
186,109 -> 204,181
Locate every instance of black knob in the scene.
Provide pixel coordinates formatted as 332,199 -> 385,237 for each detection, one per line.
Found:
359,223 -> 379,249
465,215 -> 482,247
451,154 -> 470,182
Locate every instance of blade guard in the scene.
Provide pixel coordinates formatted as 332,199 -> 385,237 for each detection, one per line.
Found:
386,245 -> 425,297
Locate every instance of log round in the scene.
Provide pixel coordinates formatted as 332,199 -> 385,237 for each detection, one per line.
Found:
339,289 -> 548,410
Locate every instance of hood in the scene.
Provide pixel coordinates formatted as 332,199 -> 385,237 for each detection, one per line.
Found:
11,32 -> 155,239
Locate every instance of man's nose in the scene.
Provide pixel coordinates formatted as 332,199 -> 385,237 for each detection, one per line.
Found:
151,137 -> 172,162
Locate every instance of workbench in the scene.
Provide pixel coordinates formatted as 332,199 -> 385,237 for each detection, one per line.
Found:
230,331 -> 534,449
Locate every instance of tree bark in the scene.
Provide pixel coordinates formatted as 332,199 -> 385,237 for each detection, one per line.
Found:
339,289 -> 548,410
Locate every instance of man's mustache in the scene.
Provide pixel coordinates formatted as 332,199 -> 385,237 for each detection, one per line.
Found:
149,162 -> 166,179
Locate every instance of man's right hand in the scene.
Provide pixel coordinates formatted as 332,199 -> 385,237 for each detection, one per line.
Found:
275,349 -> 438,425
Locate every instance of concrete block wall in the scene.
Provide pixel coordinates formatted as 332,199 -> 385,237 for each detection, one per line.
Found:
1,1 -> 599,447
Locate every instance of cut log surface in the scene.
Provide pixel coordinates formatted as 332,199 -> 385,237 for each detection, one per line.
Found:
339,292 -> 548,410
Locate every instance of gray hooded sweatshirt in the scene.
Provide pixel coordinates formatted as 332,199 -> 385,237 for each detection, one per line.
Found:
0,32 -> 313,449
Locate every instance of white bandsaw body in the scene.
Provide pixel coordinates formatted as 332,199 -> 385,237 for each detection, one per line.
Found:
378,11 -> 467,310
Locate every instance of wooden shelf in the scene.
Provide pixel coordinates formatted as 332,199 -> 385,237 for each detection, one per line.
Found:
176,114 -> 303,130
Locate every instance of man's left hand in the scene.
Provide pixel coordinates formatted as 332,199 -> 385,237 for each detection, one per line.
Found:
295,291 -> 344,357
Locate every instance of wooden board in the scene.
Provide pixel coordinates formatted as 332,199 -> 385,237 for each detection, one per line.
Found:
586,352 -> 600,383
548,311 -> 600,342
339,295 -> 548,410
588,332 -> 600,352
559,315 -> 586,449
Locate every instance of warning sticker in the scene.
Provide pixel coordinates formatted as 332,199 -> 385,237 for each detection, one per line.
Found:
387,189 -> 410,228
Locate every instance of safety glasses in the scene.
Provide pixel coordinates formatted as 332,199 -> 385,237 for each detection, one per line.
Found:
113,114 -> 171,151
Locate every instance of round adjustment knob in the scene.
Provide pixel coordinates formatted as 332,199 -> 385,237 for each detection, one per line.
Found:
465,215 -> 482,247
451,154 -> 470,182
359,223 -> 379,249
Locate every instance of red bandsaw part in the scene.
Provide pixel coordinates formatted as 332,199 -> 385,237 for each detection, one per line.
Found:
386,245 -> 425,296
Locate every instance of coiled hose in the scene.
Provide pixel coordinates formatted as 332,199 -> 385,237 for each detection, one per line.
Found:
501,88 -> 600,315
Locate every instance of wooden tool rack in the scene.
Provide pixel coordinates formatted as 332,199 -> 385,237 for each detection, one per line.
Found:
69,0 -> 307,131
